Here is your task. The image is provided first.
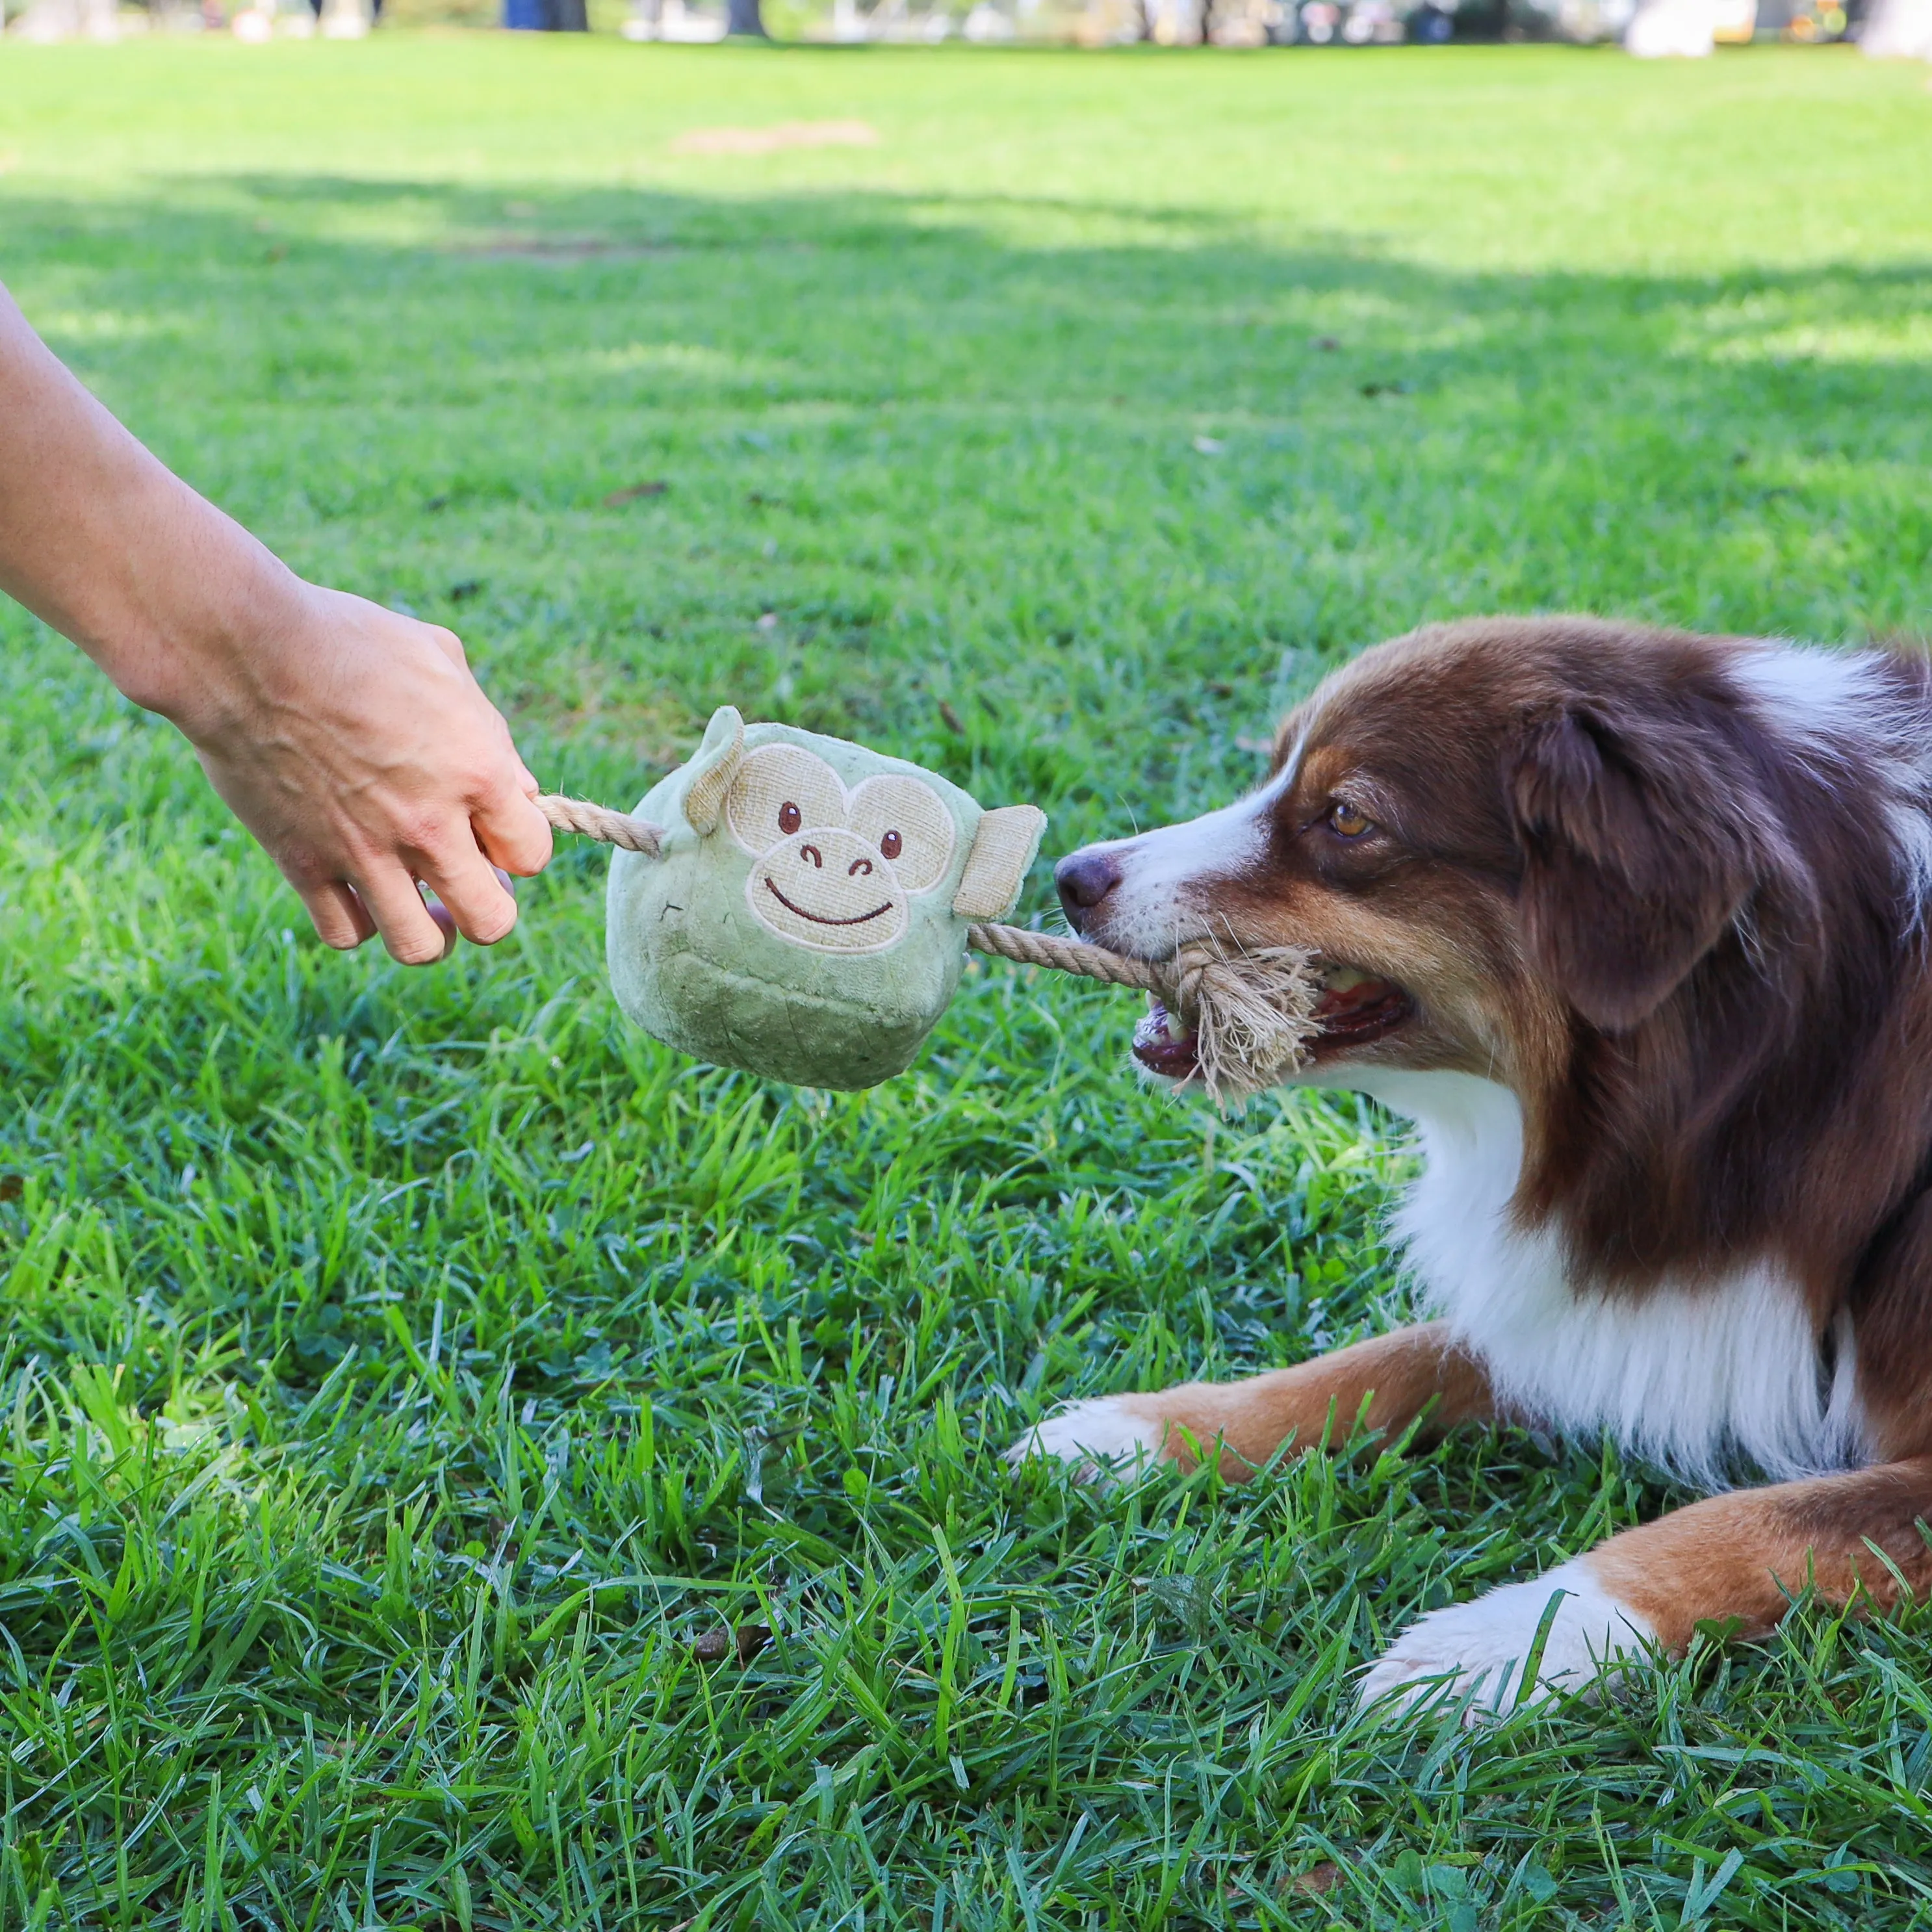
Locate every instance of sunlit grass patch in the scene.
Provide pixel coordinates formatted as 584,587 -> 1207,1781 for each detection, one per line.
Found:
2,33 -> 1931,1929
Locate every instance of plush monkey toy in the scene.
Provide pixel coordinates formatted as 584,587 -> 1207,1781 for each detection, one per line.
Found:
605,708 -> 1046,1090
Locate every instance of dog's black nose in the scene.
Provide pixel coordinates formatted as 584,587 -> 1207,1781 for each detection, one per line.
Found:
1055,849 -> 1121,928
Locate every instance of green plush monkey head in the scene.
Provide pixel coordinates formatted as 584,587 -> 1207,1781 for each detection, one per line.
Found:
606,707 -> 1046,1090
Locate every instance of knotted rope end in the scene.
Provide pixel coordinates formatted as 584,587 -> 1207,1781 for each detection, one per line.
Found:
1166,944 -> 1322,1110
966,923 -> 1321,1111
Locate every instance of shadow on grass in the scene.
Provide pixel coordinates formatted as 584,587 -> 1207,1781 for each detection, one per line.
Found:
10,172 -> 1931,830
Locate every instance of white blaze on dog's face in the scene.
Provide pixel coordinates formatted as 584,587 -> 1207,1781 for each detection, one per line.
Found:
727,743 -> 956,953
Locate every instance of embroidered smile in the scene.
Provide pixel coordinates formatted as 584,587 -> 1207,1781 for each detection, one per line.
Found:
764,879 -> 895,926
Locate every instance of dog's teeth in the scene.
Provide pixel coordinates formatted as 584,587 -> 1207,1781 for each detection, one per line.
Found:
1322,964 -> 1369,992
1134,999 -> 1195,1053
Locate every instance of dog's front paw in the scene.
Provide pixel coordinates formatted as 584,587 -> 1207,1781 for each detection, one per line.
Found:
1357,1559 -> 1655,1723
1005,1395 -> 1165,1484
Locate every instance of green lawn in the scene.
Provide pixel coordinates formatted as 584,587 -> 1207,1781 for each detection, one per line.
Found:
3,33 -> 1932,1929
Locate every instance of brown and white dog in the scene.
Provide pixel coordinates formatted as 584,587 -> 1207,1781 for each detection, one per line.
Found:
1012,615 -> 1932,1717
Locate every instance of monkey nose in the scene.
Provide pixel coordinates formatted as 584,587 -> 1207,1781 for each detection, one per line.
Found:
848,858 -> 873,877
799,844 -> 824,869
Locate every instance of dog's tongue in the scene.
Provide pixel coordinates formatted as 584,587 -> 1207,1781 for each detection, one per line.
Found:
1310,971 -> 1410,1044
1315,977 -> 1388,1021
1131,998 -> 1200,1077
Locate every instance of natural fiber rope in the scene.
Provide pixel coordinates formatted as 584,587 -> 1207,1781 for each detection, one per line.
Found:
960,920 -> 1161,990
535,798 -> 1163,989
536,795 -> 664,856
538,792 -> 1320,1103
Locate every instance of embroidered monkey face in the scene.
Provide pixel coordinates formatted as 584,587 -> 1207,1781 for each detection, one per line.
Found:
727,743 -> 955,953
606,707 -> 1048,1089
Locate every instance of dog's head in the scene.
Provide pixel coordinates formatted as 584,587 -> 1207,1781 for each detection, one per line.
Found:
1058,617 -> 1880,1100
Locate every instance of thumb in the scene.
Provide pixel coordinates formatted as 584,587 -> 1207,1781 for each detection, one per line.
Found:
476,773 -> 554,878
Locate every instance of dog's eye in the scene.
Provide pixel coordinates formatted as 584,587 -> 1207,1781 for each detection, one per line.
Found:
1328,801 -> 1373,838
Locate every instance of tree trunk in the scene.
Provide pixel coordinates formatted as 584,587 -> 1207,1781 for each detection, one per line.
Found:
725,0 -> 767,29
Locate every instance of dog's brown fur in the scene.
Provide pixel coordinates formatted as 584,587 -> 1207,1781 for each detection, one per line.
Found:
1106,1322 -> 1494,1478
1046,616 -> 1932,1690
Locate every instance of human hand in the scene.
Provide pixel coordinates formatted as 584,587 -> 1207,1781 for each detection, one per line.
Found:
174,583 -> 552,964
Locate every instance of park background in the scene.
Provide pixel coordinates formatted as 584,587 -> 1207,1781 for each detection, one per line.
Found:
3,30 -> 1932,1931
4,0 -> 1909,58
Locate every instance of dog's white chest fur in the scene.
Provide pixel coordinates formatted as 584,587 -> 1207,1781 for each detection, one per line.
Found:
1352,1070 -> 1870,1486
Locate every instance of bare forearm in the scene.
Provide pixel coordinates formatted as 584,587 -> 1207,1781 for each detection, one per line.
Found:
0,287 -> 305,725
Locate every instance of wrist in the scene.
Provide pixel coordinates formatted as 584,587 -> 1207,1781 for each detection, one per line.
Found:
100,543 -> 315,741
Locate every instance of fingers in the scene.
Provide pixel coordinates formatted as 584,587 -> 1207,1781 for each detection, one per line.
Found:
300,879 -> 377,951
216,597 -> 547,961
419,890 -> 461,959
291,793 -> 530,963
427,624 -> 470,672
297,864 -> 515,964
416,843 -> 521,949
352,860 -> 459,967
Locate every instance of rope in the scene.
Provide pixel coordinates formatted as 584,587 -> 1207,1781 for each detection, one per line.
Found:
540,791 -> 1321,1103
961,921 -> 1161,990
965,921 -> 1321,1102
537,795 -> 665,857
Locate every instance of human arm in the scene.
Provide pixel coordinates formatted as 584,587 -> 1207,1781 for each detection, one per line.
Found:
0,282 -> 550,964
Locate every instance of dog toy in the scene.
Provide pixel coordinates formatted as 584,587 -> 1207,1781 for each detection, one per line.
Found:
538,706 -> 1320,1101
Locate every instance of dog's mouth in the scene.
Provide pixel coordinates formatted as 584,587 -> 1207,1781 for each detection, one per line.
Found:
1309,964 -> 1414,1050
1131,1001 -> 1204,1079
1131,962 -> 1412,1081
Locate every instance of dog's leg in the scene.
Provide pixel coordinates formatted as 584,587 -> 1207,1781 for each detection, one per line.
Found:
1361,1456 -> 1932,1721
1005,1320 -> 1492,1482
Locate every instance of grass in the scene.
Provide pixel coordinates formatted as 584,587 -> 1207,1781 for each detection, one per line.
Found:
1,31 -> 1931,1929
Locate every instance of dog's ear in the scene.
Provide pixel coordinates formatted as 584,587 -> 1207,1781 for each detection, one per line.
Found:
1503,704 -> 1757,1031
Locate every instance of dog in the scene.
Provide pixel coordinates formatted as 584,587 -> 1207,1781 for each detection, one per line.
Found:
1012,615 -> 1932,1717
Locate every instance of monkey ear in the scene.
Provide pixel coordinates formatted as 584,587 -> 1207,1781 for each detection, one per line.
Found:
953,805 -> 1047,920
1504,705 -> 1756,1031
681,707 -> 745,836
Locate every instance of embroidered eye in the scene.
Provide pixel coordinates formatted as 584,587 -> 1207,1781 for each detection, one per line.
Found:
848,775 -> 954,892
1328,801 -> 1373,838
779,801 -> 802,834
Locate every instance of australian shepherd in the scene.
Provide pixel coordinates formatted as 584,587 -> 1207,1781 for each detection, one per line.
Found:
1012,615 -> 1932,1718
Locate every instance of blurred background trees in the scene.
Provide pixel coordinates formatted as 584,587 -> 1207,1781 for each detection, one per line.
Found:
3,0 -> 1903,62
